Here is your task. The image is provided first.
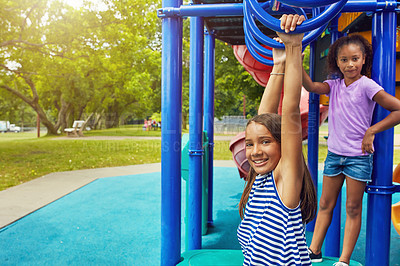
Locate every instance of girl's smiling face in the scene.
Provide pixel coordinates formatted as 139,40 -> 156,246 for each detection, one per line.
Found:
336,43 -> 365,85
245,122 -> 281,175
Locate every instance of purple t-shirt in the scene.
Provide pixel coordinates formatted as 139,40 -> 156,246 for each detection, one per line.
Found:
324,76 -> 383,156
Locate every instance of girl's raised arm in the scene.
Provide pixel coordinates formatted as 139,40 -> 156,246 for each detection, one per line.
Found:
276,14 -> 305,208
258,41 -> 285,115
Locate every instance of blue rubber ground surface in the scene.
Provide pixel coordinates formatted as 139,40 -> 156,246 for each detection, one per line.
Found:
0,167 -> 399,265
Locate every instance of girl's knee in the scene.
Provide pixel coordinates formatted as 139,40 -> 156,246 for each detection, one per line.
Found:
346,200 -> 362,218
319,197 -> 336,212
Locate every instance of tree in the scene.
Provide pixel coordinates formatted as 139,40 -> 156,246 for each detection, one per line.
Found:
87,0 -> 162,128
214,40 -> 264,118
0,0 -> 104,134
0,0 -> 163,134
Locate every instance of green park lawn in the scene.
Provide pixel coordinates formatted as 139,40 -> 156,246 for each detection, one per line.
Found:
0,128 -> 231,191
1,125 -> 400,191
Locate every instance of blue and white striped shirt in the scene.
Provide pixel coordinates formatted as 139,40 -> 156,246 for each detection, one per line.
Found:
237,172 -> 311,266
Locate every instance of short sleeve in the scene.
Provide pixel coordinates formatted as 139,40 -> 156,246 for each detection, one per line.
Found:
323,79 -> 339,97
364,77 -> 384,100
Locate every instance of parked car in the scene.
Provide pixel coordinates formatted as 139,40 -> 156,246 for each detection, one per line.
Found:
9,124 -> 21,133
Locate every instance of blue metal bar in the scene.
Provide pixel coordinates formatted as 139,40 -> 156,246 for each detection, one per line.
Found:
305,7 -> 321,234
243,6 -> 273,57
244,32 -> 273,66
188,16 -> 204,251
204,29 -> 215,227
247,0 -> 346,33
279,0 -> 342,7
244,2 -> 328,50
243,1 -> 326,66
158,3 -> 244,17
367,184 -> 400,194
161,0 -> 183,264
157,0 -> 397,18
324,16 -> 342,258
366,7 -> 396,266
342,0 -> 397,11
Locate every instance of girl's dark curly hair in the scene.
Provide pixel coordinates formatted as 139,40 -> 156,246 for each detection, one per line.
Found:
326,34 -> 373,78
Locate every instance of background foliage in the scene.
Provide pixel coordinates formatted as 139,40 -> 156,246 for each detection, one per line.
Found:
1,0 -> 304,135
0,0 -> 164,134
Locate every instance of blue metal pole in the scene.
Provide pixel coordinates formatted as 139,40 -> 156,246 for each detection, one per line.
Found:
188,16 -> 204,251
160,0 -> 183,263
306,40 -> 319,233
204,29 -> 215,227
324,16 -> 342,258
366,7 -> 396,266
306,7 -> 321,234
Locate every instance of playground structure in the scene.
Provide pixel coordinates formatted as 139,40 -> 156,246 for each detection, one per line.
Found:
158,0 -> 400,265
232,44 -> 330,140
391,163 -> 400,235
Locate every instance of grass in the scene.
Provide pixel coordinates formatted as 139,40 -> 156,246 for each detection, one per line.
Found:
1,124 -> 400,192
0,137 -> 157,191
0,130 -> 232,191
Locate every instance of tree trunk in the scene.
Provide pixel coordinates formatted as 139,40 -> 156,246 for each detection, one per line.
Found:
182,113 -> 188,130
55,96 -> 71,131
92,112 -> 102,130
36,108 -> 58,135
105,108 -> 120,128
0,74 -> 60,135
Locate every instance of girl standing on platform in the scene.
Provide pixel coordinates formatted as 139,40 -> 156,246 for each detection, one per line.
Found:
303,34 -> 400,265
237,14 -> 317,265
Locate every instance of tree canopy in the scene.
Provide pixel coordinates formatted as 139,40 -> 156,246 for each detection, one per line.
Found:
0,0 -> 162,134
0,0 -> 264,134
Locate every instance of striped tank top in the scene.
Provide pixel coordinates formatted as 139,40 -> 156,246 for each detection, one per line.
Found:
237,171 -> 311,266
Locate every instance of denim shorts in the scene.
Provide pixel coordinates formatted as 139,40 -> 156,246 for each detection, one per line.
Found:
323,151 -> 373,182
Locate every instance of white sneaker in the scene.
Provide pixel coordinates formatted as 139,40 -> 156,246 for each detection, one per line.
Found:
333,262 -> 349,266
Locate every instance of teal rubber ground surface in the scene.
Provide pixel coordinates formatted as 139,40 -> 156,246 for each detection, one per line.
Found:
0,167 -> 399,265
178,250 -> 362,265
